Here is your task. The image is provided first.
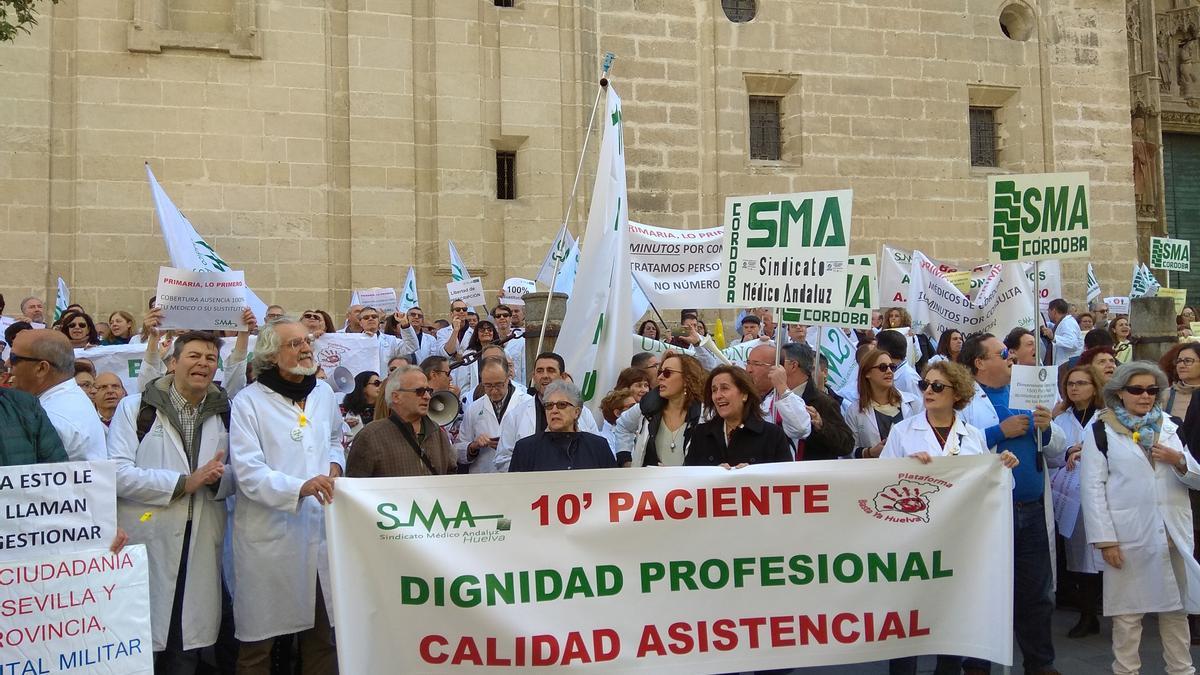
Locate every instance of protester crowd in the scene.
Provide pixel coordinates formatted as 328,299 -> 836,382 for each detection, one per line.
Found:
4,287 -> 1200,675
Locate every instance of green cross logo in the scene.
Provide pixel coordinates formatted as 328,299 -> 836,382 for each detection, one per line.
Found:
1151,240 -> 1164,268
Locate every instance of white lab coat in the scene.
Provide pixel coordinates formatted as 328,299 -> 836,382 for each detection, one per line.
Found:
366,331 -> 406,374
398,326 -> 447,364
841,391 -> 922,453
1082,416 -> 1200,615
892,361 -> 924,404
229,380 -> 346,641
1052,409 -> 1103,573
760,389 -> 812,452
39,379 -> 108,461
494,392 -> 600,471
108,391 -> 233,651
504,336 -> 527,385
880,412 -> 990,459
1051,314 -> 1084,366
455,385 -> 529,473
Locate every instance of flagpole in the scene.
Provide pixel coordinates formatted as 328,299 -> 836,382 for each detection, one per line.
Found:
1034,260 -> 1044,466
534,53 -> 615,364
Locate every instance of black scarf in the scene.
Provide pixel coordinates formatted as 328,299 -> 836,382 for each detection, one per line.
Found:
530,388 -> 548,434
257,367 -> 317,404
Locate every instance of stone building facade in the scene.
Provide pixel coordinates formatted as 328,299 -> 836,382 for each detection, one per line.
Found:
1,0 -> 1138,318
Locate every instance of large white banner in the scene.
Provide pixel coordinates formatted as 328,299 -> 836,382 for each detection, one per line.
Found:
327,458 -> 1013,673
0,461 -> 117,563
881,246 -> 1060,312
907,251 -> 1036,339
629,222 -> 724,309
0,546 -> 153,674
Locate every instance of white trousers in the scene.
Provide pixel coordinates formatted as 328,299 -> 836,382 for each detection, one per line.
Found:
1111,610 -> 1194,675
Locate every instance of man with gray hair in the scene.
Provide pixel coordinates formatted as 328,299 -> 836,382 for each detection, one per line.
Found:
780,342 -> 853,460
509,380 -> 617,472
9,329 -> 107,461
19,296 -> 46,325
229,319 -> 344,674
346,364 -> 456,477
1089,299 -> 1111,330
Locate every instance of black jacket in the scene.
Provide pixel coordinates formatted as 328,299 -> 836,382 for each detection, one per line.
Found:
615,389 -> 705,467
510,431 -> 618,472
1182,393 -> 1200,461
684,415 -> 793,466
798,382 -> 855,461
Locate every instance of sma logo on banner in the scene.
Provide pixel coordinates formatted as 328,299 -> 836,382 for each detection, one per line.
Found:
1150,236 -> 1191,273
989,172 -> 1090,263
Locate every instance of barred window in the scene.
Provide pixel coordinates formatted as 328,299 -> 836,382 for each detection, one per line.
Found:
497,151 -> 516,200
749,96 -> 782,161
722,0 -> 757,23
969,107 -> 998,167
494,0 -> 515,7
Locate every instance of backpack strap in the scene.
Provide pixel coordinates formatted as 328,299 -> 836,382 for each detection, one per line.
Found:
136,401 -> 158,443
1091,422 -> 1108,458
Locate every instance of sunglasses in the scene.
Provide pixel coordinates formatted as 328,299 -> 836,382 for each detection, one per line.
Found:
870,363 -> 900,373
917,380 -> 951,393
408,313 -> 424,319
658,367 -> 680,379
399,386 -> 435,397
68,322 -> 88,329
302,313 -> 322,320
543,401 -> 576,411
493,313 -> 511,319
367,380 -> 381,387
8,353 -> 45,366
1122,385 -> 1161,397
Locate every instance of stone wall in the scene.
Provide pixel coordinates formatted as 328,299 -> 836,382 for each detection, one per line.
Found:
0,0 -> 1136,319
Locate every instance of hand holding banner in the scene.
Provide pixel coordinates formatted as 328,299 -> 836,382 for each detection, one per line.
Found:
155,267 -> 247,331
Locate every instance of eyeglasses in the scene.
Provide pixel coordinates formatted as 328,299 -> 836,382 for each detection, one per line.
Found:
1177,358 -> 1199,367
359,314 -> 380,322
481,381 -> 508,390
399,387 -> 435,397
870,363 -> 900,373
543,401 -> 577,411
283,336 -> 315,350
366,380 -> 381,387
302,312 -> 322,320
1065,380 -> 1093,388
746,360 -> 774,369
658,367 -> 680,379
7,353 -> 45,366
1122,385 -> 1161,397
917,380 -> 950,393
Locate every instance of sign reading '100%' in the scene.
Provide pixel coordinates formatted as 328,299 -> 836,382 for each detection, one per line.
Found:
721,190 -> 852,312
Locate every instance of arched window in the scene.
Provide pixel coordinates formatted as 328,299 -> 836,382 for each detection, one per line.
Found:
721,0 -> 756,23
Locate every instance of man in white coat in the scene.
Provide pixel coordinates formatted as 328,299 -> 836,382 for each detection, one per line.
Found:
109,331 -> 232,673
458,357 -> 529,473
1042,298 -> 1083,366
744,344 -> 812,454
230,320 -> 344,675
8,329 -> 107,461
495,352 -> 600,471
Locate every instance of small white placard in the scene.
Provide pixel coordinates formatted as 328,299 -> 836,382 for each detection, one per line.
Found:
155,267 -> 247,331
447,277 -> 485,306
1010,365 -> 1058,411
355,287 -> 397,314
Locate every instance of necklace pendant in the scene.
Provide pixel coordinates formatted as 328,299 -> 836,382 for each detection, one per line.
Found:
670,441 -> 676,450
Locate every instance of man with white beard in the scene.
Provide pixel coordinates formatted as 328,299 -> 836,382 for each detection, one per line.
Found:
229,320 -> 344,674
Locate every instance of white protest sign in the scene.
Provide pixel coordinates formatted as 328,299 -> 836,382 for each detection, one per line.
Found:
0,460 -> 117,563
355,287 -> 397,313
1150,236 -> 1191,273
313,333 -> 388,392
989,172 -> 1091,263
908,251 -> 1035,339
502,277 -> 537,299
628,221 -> 724,309
447,277 -> 486,307
1105,296 -> 1130,316
781,255 -> 877,329
722,190 -> 851,310
155,267 -> 247,331
1009,365 -> 1058,410
1027,259 -> 1062,313
815,325 -> 860,393
327,458 -> 1014,673
0,546 -> 153,674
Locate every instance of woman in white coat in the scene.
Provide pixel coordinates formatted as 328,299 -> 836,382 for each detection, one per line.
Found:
230,320 -> 345,674
843,348 -> 921,459
1052,364 -> 1105,638
1081,361 -> 1200,675
107,332 -> 233,667
880,360 -> 1017,675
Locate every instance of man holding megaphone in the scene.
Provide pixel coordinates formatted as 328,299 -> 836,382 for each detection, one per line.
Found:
346,365 -> 457,478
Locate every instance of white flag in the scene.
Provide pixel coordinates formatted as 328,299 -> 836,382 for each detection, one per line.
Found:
399,266 -> 420,312
54,277 -> 70,322
1131,263 -> 1160,298
558,87 -> 632,409
146,165 -> 268,322
536,224 -> 576,289
1086,263 -> 1101,302
447,241 -> 475,311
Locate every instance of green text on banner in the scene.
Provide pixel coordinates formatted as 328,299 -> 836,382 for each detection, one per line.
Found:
1150,236 -> 1191,273
722,190 -> 852,310
326,458 -> 1014,673
781,254 -> 877,329
988,172 -> 1090,263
